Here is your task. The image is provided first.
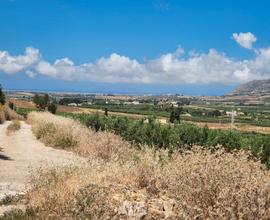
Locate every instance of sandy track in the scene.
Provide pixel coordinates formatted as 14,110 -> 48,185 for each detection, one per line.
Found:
0,121 -> 85,201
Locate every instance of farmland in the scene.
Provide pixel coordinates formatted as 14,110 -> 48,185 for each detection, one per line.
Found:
7,92 -> 270,168
8,91 -> 270,134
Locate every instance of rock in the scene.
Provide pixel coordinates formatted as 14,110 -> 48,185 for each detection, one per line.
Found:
163,199 -> 176,218
118,200 -> 147,220
148,198 -> 176,219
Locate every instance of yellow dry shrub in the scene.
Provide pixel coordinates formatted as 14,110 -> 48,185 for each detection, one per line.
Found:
24,148 -> 270,219
0,105 -> 5,124
0,104 -> 23,124
27,112 -> 133,160
6,120 -> 21,135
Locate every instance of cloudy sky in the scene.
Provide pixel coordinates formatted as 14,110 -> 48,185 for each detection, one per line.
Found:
1,0 -> 270,95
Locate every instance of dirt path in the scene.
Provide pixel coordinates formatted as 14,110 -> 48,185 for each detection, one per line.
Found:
0,121 -> 85,214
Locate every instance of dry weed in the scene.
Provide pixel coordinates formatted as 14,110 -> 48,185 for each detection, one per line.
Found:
27,112 -> 133,160
6,120 -> 21,135
0,105 -> 6,124
19,112 -> 270,219
0,104 -> 23,124
19,148 -> 270,219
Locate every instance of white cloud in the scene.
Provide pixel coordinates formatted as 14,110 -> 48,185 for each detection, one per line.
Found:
0,47 -> 40,74
232,32 -> 257,49
1,34 -> 270,85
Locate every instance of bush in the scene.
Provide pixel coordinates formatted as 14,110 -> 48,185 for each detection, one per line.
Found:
33,94 -> 49,110
28,112 -> 132,160
8,101 -> 14,110
260,137 -> 270,168
208,129 -> 241,151
48,103 -> 57,114
9,148 -> 270,219
0,105 -> 22,124
6,120 -> 21,135
0,105 -> 6,124
0,84 -> 5,105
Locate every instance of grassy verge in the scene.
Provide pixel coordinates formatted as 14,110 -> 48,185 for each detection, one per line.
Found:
27,112 -> 133,160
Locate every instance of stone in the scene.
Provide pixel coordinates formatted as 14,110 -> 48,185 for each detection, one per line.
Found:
118,200 -> 147,220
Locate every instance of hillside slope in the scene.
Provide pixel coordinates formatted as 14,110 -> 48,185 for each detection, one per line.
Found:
229,79 -> 270,96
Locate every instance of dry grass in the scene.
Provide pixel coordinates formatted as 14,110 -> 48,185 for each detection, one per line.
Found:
0,105 -> 5,124
0,104 -> 22,124
17,148 -> 270,219
27,112 -> 133,160
6,120 -> 21,135
18,112 -> 270,219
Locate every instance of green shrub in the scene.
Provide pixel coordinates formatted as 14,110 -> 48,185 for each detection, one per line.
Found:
260,137 -> 270,168
0,84 -> 5,105
48,103 -> 57,114
208,130 -> 241,151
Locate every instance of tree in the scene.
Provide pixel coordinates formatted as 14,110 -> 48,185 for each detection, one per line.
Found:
33,94 -> 50,111
0,84 -> 5,105
212,110 -> 221,117
8,102 -> 14,110
33,94 -> 42,110
44,94 -> 49,106
174,107 -> 183,122
48,103 -> 57,114
104,107 -> 108,116
169,106 -> 183,123
169,108 -> 175,123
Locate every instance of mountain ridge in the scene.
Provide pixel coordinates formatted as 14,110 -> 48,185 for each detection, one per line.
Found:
229,79 -> 270,96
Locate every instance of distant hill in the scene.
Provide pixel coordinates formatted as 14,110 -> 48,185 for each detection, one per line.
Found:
229,80 -> 270,96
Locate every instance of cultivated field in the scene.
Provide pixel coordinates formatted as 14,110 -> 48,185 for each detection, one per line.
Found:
10,99 -> 270,135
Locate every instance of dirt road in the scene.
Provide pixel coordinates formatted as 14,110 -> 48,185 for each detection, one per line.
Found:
0,121 -> 84,213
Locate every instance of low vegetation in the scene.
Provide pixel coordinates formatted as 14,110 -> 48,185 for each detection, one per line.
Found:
6,120 -> 21,135
1,112 -> 262,218
0,84 -> 5,105
33,94 -> 58,113
4,146 -> 270,218
1,107 -> 270,218
58,112 -> 270,168
0,105 -> 23,124
27,112 -> 133,160
0,105 -> 5,124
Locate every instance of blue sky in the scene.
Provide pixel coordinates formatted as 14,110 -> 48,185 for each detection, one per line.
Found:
0,0 -> 270,95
